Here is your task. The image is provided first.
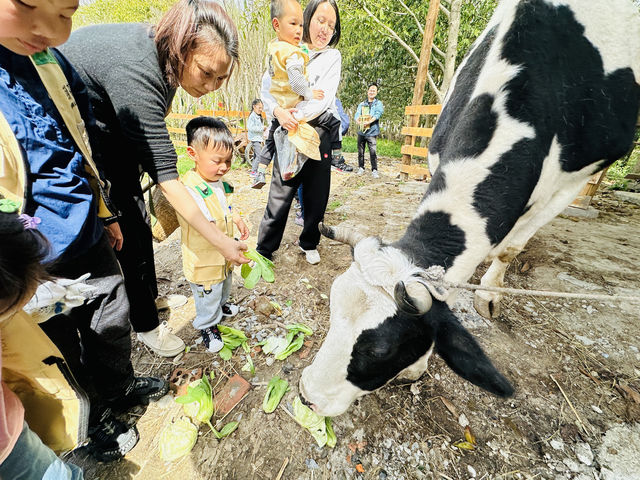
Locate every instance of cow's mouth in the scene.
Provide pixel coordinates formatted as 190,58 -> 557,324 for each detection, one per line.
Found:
298,380 -> 317,411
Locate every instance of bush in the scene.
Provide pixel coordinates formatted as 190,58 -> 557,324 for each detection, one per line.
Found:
342,136 -> 402,159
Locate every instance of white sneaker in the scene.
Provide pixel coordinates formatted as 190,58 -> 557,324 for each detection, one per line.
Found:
357,167 -> 365,175
137,321 -> 185,357
300,247 -> 321,265
372,170 -> 380,179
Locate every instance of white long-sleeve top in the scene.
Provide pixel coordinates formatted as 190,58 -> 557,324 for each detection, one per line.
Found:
261,47 -> 342,123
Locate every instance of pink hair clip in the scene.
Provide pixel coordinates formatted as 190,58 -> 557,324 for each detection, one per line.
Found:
18,214 -> 42,230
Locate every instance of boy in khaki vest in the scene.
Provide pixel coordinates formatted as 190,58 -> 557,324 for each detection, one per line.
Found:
178,117 -> 249,353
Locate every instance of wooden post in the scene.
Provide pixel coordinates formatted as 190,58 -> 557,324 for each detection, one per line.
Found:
401,0 -> 440,180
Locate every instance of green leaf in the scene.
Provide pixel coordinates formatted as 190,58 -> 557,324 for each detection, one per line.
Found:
285,323 -> 313,336
174,376 -> 213,424
262,376 -> 289,413
285,300 -> 293,307
275,333 -> 305,360
325,417 -> 336,448
241,355 -> 255,375
261,336 -> 288,355
219,346 -> 233,361
243,262 -> 262,289
218,421 -> 239,438
241,262 -> 252,279
292,396 -> 335,447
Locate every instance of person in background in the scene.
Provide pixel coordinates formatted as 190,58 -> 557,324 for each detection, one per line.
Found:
330,97 -> 353,172
0,0 -> 169,461
178,117 -> 249,353
247,98 -> 266,176
60,0 -> 250,358
355,83 -> 384,178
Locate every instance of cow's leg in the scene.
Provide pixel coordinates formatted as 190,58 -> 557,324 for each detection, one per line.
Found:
474,176 -> 590,319
474,246 -> 523,318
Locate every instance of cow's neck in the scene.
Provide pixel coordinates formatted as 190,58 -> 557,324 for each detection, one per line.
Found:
392,210 -> 466,272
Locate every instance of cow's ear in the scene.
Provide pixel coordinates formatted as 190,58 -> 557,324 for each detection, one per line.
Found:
434,306 -> 514,398
394,281 -> 433,315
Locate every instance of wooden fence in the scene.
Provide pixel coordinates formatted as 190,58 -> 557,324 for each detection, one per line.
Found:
166,109 -> 265,147
399,104 -> 442,180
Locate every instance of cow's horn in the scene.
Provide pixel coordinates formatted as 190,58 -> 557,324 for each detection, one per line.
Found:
319,222 -> 365,247
394,281 -> 433,315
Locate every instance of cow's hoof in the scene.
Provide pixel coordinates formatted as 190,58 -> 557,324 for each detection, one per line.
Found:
474,292 -> 501,319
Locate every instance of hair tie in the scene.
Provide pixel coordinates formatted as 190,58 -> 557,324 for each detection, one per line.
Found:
0,198 -> 20,213
19,214 -> 42,230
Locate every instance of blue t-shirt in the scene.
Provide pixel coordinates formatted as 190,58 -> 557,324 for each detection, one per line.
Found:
0,46 -> 102,261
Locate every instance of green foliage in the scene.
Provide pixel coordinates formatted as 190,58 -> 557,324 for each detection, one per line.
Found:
74,0 -> 174,27
606,142 -> 639,191
342,136 -> 402,158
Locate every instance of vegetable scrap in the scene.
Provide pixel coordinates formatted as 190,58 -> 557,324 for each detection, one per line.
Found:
259,323 -> 314,361
292,397 -> 336,448
174,375 -> 239,439
159,417 -> 198,462
263,376 -> 289,413
217,325 -> 249,361
241,249 -> 275,289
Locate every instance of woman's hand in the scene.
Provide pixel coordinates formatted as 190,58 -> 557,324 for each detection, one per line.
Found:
274,107 -> 299,131
312,89 -> 325,100
104,222 -> 124,251
219,236 -> 250,265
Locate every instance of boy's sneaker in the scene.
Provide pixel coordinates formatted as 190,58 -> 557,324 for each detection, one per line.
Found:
300,246 -> 321,265
251,171 -> 266,189
110,376 -> 170,411
372,170 -> 380,179
294,212 -> 304,227
249,170 -> 257,177
137,321 -> 185,357
87,408 -> 139,462
201,326 -> 224,353
357,167 -> 365,175
221,303 -> 239,317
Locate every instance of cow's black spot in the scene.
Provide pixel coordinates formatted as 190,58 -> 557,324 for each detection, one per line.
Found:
394,211 -> 466,270
424,170 -> 447,199
473,138 -> 543,245
430,26 -> 498,160
500,0 -> 639,173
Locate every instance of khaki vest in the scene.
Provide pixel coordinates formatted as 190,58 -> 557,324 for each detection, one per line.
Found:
178,170 -> 234,289
268,40 -> 309,109
1,308 -> 87,453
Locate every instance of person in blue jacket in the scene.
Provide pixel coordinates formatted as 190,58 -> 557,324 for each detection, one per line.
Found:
331,97 -> 353,172
354,83 -> 384,178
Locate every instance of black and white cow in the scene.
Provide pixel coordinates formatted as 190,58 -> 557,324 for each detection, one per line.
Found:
300,0 -> 640,417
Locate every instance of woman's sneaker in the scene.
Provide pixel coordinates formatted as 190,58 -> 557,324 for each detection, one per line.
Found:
87,408 -> 139,462
137,321 -> 185,357
300,247 -> 320,265
201,326 -> 224,353
251,171 -> 266,189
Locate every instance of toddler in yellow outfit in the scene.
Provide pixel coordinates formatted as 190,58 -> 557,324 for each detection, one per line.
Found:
178,117 -> 249,353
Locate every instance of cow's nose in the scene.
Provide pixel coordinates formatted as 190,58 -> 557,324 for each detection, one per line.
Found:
299,393 -> 314,408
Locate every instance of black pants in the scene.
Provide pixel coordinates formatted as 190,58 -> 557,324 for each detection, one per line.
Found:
107,174 -> 159,333
256,117 -> 334,257
41,235 -> 135,408
357,134 -> 378,171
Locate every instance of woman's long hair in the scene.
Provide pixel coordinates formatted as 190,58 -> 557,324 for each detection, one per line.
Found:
155,0 -> 240,88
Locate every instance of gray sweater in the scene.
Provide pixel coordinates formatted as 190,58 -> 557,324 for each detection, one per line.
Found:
60,23 -> 178,184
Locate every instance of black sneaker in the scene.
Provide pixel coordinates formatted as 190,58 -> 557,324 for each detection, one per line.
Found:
201,326 -> 224,353
331,156 -> 354,172
221,303 -> 239,317
110,376 -> 169,411
87,408 -> 139,462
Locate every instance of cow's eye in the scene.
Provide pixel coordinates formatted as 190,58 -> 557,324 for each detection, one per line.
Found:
366,344 -> 393,359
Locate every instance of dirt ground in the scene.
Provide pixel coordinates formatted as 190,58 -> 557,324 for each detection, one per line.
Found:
68,153 -> 640,480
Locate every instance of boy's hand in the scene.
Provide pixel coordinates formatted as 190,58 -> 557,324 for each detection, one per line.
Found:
235,218 -> 249,240
312,89 -> 324,100
220,237 -> 250,265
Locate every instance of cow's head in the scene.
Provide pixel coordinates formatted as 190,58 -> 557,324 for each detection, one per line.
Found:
299,224 -> 514,417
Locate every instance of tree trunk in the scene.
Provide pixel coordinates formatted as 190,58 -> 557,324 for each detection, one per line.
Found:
440,0 -> 462,96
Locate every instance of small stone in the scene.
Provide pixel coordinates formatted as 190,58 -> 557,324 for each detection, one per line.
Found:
563,458 -> 580,472
591,405 -> 603,414
194,337 -> 203,345
265,357 -> 274,366
172,352 -> 184,364
410,383 -> 420,396
575,335 -> 595,346
550,439 -> 564,451
378,470 -> 388,480
574,442 -> 593,466
467,465 -> 477,477
305,458 -> 320,469
458,413 -> 470,428
434,373 -> 440,381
